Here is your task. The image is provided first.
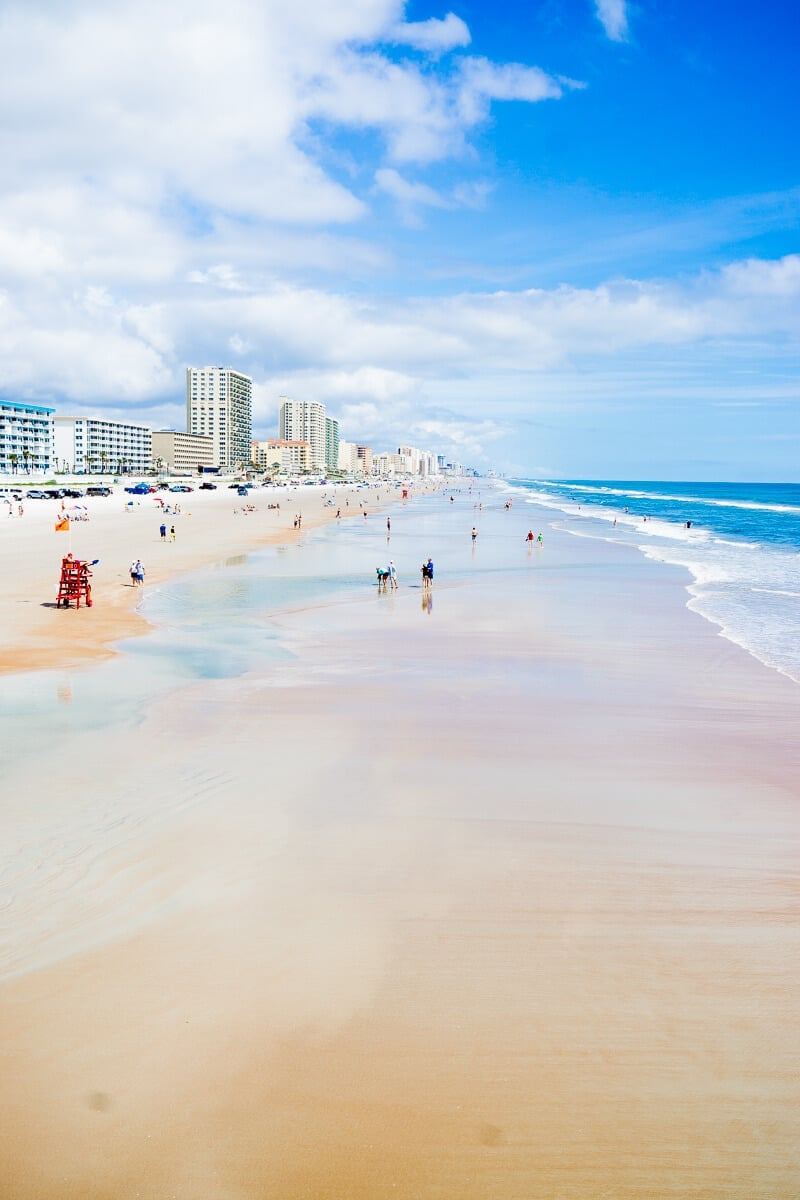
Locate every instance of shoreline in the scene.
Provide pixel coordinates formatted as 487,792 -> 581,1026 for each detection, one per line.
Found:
492,476 -> 800,689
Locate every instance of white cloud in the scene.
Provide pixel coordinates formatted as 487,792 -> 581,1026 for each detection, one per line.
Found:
457,58 -> 570,125
389,13 -> 471,53
595,0 -> 629,42
374,168 -> 451,220
0,0 -> 794,475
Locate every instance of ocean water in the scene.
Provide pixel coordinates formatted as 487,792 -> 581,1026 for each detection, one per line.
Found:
499,478 -> 800,685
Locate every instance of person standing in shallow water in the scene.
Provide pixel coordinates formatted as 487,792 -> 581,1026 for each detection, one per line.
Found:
471,526 -> 478,543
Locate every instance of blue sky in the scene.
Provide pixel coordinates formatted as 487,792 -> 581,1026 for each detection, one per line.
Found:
0,0 -> 797,478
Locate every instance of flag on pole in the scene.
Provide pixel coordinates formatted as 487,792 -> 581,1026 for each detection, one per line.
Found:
55,516 -> 70,532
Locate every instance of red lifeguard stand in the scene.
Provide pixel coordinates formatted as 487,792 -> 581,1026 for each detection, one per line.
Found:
56,556 -> 93,608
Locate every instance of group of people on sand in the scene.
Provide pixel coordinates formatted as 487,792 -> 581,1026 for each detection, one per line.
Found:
129,560 -> 145,586
376,561 -> 398,591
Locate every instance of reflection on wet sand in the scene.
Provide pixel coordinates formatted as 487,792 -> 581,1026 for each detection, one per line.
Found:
2,516 -> 800,1198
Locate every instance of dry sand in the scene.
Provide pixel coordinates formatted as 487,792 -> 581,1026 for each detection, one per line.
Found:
1,490 -> 799,1199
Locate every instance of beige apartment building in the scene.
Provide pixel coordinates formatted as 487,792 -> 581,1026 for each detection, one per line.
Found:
152,431 -> 215,474
278,398 -> 327,471
252,438 -> 310,473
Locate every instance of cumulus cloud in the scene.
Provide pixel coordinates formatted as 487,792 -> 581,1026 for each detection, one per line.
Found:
3,249 -> 798,426
595,0 -> 629,42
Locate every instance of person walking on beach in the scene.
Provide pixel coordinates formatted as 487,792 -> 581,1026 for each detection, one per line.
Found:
537,532 -> 543,546
526,530 -> 534,544
160,522 -> 166,541
471,526 -> 478,543
134,560 -> 145,586
426,557 -> 434,585
386,516 -> 391,534
170,525 -> 176,542
130,560 -> 137,586
388,560 -> 397,590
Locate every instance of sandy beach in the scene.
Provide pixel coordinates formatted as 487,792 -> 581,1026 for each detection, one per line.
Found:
0,481 -> 409,675
1,485 -> 799,1198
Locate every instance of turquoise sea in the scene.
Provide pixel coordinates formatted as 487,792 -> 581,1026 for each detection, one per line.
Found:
500,478 -> 800,684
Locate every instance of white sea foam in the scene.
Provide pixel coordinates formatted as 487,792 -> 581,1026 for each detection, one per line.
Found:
515,480 -> 800,686
526,479 -> 800,516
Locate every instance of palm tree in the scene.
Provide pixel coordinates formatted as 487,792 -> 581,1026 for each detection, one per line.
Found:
8,453 -> 19,475
22,449 -> 31,474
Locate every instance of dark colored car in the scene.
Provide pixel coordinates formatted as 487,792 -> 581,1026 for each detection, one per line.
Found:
124,483 -> 153,494
61,488 -> 84,498
199,481 -> 217,490
86,486 -> 112,497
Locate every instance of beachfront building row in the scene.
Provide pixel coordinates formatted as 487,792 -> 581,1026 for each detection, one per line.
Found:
53,416 -> 152,476
252,438 -> 310,473
186,367 -> 253,470
372,445 -> 439,477
0,400 -> 55,475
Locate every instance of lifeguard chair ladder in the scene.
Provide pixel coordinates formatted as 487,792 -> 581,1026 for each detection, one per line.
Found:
56,557 -> 93,608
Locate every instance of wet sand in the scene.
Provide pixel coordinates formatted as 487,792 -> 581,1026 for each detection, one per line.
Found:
1,497 -> 799,1198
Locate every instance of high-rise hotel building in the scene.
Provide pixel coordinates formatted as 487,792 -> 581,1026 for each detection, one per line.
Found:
278,398 -> 328,471
186,367 -> 252,469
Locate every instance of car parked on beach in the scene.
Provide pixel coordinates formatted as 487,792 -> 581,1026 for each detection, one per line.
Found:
169,485 -> 194,492
86,485 -> 112,496
61,488 -> 84,498
26,489 -> 49,499
124,483 -> 154,494
199,481 -> 217,490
